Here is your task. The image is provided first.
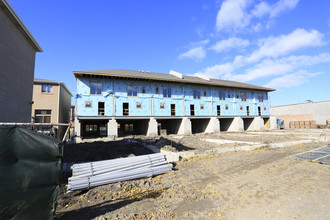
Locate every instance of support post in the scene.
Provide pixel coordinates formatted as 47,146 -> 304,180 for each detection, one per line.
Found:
270,115 -> 278,129
227,117 -> 244,132
178,117 -> 192,135
147,117 -> 158,137
205,117 -> 220,133
107,118 -> 118,138
74,117 -> 80,137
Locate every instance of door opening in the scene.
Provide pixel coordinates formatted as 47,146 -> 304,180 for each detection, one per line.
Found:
123,103 -> 129,116
190,105 -> 195,116
171,104 -> 176,116
246,106 -> 250,116
217,105 -> 221,116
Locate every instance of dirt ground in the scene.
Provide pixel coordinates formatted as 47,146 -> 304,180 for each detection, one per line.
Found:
56,129 -> 330,220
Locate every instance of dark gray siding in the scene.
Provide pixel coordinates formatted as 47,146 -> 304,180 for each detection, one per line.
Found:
0,8 -> 37,122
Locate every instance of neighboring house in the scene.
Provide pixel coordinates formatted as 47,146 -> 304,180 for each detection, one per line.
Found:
0,0 -> 42,122
73,69 -> 276,138
32,78 -> 72,139
270,100 -> 330,129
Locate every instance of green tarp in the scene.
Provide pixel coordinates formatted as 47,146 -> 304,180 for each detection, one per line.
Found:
0,127 -> 62,220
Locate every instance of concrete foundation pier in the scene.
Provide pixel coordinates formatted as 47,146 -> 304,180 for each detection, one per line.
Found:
147,117 -> 158,137
107,118 -> 118,138
205,117 -> 220,133
227,117 -> 244,132
178,117 -> 192,135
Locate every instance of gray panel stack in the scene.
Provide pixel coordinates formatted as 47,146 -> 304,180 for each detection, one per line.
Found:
67,153 -> 172,193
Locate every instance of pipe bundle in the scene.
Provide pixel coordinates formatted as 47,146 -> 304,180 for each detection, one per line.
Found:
67,153 -> 172,193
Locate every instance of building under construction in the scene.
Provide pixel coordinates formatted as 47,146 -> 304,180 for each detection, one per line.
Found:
73,69 -> 276,138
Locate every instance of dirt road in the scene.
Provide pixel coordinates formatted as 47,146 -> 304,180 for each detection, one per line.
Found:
56,139 -> 330,219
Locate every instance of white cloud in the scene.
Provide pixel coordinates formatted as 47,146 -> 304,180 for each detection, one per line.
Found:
216,0 -> 300,33
209,37 -> 250,53
251,0 -> 299,18
264,70 -> 322,88
196,53 -> 330,83
270,0 -> 300,18
216,0 -> 252,33
178,46 -> 206,61
195,62 -> 234,79
251,1 -> 271,18
247,28 -> 325,63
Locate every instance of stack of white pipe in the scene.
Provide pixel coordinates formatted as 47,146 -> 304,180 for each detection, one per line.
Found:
66,153 -> 172,193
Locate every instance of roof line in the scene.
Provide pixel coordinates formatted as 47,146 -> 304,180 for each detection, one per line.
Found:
1,0 -> 42,52
73,69 -> 275,92
34,78 -> 73,96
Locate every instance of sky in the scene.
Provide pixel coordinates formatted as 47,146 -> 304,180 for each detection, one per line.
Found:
9,0 -> 330,106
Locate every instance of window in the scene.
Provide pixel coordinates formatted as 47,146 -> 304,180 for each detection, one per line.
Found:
219,90 -> 226,100
203,90 -> 207,97
35,110 -> 51,123
264,107 -> 267,111
241,91 -> 247,101
160,103 -> 165,109
86,125 -> 97,133
227,91 -> 231,98
240,106 -> 243,110
85,101 -> 92,108
90,82 -> 102,95
136,102 -> 142,109
127,85 -> 138,96
155,86 -> 159,94
258,92 -> 264,102
141,86 -> 146,94
193,89 -> 201,99
236,91 -> 240,99
42,85 -> 52,93
200,104 -> 204,110
163,87 -> 171,98
225,105 -> 229,110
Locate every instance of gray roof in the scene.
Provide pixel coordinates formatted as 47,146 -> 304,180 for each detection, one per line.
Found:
0,0 -> 42,52
73,69 -> 275,92
34,78 -> 73,96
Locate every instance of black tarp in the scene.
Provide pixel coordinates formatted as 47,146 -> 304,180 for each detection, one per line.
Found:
0,127 -> 62,220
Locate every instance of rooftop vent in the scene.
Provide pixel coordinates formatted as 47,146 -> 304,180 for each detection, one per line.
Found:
194,73 -> 210,81
169,70 -> 183,79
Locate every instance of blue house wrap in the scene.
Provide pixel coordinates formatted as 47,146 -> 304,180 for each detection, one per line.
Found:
73,69 -> 275,137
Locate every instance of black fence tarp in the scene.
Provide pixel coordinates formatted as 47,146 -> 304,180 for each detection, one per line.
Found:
0,127 -> 62,220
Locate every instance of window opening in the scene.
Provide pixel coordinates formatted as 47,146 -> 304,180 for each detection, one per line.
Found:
42,85 -> 53,93
193,89 -> 201,99
136,102 -> 142,109
219,90 -> 226,100
258,92 -> 264,102
35,110 -> 51,123
258,106 -> 261,116
241,91 -> 247,101
200,104 -> 204,110
141,86 -> 146,94
90,82 -> 102,95
155,86 -> 159,94
225,105 -> 229,110
163,87 -> 172,98
246,106 -> 250,116
85,101 -> 92,108
160,103 -> 165,109
127,85 -> 138,96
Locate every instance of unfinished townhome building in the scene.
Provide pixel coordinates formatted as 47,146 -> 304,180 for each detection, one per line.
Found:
73,69 -> 276,138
